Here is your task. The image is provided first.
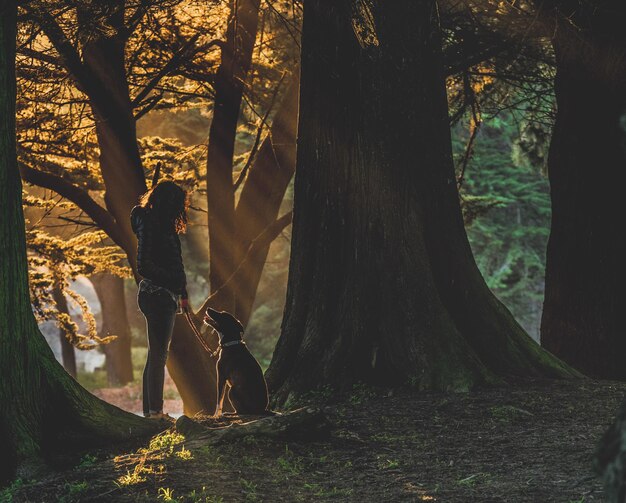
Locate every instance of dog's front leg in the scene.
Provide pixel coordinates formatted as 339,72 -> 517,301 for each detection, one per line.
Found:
214,369 -> 227,417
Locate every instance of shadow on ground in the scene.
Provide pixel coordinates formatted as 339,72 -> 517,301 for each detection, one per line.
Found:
4,379 -> 623,502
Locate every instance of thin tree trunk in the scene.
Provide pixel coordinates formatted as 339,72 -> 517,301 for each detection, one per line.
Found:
230,73 -> 299,326
540,4 -> 626,379
91,273 -> 134,386
51,284 -> 77,378
266,0 -> 575,405
206,0 -> 261,311
1,5 -> 160,481
78,6 -> 146,267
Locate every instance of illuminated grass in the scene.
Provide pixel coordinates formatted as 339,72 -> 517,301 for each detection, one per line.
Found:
114,430 -> 191,487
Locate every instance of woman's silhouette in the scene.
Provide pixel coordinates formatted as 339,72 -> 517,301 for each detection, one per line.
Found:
131,180 -> 189,419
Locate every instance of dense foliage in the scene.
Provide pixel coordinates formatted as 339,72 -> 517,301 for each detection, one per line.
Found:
454,109 -> 552,339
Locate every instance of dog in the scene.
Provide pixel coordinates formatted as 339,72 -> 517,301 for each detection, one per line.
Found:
203,307 -> 271,417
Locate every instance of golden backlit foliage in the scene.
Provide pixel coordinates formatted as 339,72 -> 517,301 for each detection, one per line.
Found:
27,222 -> 129,349
16,0 -> 300,346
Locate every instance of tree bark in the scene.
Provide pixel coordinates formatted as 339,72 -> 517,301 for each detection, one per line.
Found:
0,5 -> 161,481
540,3 -> 626,379
266,0 -> 576,405
90,273 -> 134,386
51,284 -> 77,378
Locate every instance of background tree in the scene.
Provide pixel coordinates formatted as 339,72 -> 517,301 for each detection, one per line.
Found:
453,110 -> 553,339
266,0 -> 575,405
0,0 -> 160,481
91,273 -> 134,385
536,0 -> 626,379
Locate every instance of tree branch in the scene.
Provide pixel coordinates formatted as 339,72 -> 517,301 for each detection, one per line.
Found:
22,7 -> 96,96
131,33 -> 210,108
16,47 -> 64,69
206,211 -> 293,303
233,72 -> 287,191
19,164 -> 126,250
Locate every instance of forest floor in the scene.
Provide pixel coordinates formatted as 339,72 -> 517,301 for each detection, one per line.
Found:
3,379 -> 624,503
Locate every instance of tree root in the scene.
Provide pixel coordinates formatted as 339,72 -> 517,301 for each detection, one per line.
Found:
175,407 -> 331,445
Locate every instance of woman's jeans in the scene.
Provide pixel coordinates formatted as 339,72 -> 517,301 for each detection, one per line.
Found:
138,288 -> 177,415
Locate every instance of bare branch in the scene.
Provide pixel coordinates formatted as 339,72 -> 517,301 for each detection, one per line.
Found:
19,164 -> 126,250
206,211 -> 293,302
233,72 -> 287,191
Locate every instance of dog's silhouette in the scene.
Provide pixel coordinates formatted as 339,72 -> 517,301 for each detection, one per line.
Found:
204,308 -> 271,416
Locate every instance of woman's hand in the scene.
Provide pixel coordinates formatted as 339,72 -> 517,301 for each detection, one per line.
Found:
180,297 -> 189,312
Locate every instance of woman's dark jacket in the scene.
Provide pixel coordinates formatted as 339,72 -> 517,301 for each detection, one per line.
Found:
130,205 -> 187,299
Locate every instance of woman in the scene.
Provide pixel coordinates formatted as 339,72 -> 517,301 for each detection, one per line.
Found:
130,180 -> 189,419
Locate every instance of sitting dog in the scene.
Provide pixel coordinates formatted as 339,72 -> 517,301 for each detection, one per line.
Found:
203,307 -> 271,417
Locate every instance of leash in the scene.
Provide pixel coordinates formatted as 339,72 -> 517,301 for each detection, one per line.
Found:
183,309 -> 220,359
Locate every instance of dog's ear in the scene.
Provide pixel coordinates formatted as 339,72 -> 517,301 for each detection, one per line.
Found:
233,317 -> 244,334
221,311 -> 244,334
206,307 -> 219,319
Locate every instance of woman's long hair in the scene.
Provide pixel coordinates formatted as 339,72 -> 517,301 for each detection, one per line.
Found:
139,180 -> 189,234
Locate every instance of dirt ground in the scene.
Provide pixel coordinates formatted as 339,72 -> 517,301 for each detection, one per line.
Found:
4,379 -> 624,502
91,372 -> 183,417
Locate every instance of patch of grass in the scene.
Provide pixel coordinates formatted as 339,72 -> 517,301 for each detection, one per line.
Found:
275,445 -> 304,477
148,431 -> 186,453
76,368 -> 108,391
349,382 -> 377,405
174,446 -> 193,461
303,483 -> 354,498
0,479 -> 24,503
114,430 -> 187,487
378,458 -> 400,470
76,453 -> 97,469
117,463 -> 153,486
157,487 -> 178,501
193,445 -> 225,470
277,455 -> 303,476
58,481 -> 88,503
183,487 -> 224,503
240,478 -> 258,501
241,434 -> 272,446
241,455 -> 259,468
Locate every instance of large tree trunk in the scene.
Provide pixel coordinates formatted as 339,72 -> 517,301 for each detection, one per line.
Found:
266,0 -> 575,405
51,284 -> 77,378
0,5 -> 160,482
540,3 -> 626,379
90,273 -> 134,386
205,0 -> 261,311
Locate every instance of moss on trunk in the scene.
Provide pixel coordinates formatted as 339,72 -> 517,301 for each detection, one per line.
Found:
1,6 -> 161,481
